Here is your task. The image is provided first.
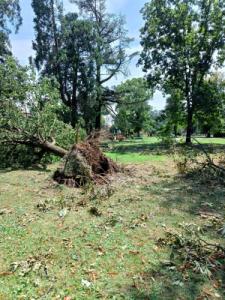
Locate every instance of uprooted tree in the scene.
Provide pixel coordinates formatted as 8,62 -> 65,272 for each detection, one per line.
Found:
0,57 -> 118,185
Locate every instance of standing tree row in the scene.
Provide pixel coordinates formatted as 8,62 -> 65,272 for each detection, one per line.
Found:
32,0 -> 132,132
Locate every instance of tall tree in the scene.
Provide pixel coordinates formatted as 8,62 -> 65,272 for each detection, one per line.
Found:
59,13 -> 95,128
71,0 -> 133,130
32,0 -> 63,71
139,0 -> 225,143
0,0 -> 22,56
32,0 -> 95,128
114,78 -> 153,137
195,74 -> 225,137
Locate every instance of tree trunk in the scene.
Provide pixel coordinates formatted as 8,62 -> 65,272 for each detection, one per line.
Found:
186,100 -> 193,144
70,69 -> 79,128
7,139 -> 68,158
95,102 -> 102,130
95,65 -> 102,131
174,125 -> 178,137
71,101 -> 78,129
39,141 -> 68,157
206,129 -> 211,138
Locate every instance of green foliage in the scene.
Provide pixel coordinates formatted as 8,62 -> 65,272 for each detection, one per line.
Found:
140,0 -> 225,143
0,57 -> 76,168
114,78 -> 153,136
32,0 -> 63,70
0,0 -> 22,56
163,89 -> 186,137
195,74 -> 225,136
32,0 -> 132,131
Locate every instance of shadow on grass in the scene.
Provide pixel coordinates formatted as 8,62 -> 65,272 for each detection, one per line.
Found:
126,266 -> 205,300
126,261 -> 225,300
156,173 -> 225,216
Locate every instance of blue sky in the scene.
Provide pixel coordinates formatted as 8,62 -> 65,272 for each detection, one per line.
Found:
11,0 -> 165,110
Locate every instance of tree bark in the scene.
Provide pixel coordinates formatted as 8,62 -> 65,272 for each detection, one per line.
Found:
186,115 -> 193,144
39,141 -> 68,157
174,124 -> 178,137
4,139 -> 68,158
95,101 -> 102,130
186,98 -> 193,144
95,65 -> 102,130
206,132 -> 211,138
71,93 -> 78,129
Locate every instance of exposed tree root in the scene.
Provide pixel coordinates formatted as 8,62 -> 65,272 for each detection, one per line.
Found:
53,137 -> 119,187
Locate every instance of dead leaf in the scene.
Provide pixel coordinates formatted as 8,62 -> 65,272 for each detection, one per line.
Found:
213,280 -> 221,289
97,246 -> 105,256
108,272 -> 118,277
88,271 -> 98,282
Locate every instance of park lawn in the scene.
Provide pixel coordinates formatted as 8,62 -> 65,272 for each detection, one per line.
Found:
106,152 -> 166,164
109,136 -> 225,147
195,137 -> 225,145
0,138 -> 225,299
104,136 -> 225,164
105,137 -> 168,164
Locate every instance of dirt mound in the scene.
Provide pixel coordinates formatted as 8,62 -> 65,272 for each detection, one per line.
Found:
53,138 -> 119,187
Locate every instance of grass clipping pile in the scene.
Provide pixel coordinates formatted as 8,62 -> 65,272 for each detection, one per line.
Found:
53,137 -> 119,187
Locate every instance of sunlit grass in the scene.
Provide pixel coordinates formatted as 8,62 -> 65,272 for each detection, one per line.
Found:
104,136 -> 225,164
106,152 -> 166,163
195,137 -> 225,144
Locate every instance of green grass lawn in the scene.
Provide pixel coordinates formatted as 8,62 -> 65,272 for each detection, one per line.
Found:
195,137 -> 225,145
106,152 -> 166,164
104,136 -> 225,164
0,138 -> 225,299
105,137 -> 168,164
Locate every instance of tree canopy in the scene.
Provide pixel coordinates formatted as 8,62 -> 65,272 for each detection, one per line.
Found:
32,0 -> 132,132
0,57 -> 75,167
114,78 -> 153,136
0,0 -> 22,56
140,0 -> 225,143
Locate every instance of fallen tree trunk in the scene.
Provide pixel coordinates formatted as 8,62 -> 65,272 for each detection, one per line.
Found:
1,138 -> 68,158
38,140 -> 68,157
